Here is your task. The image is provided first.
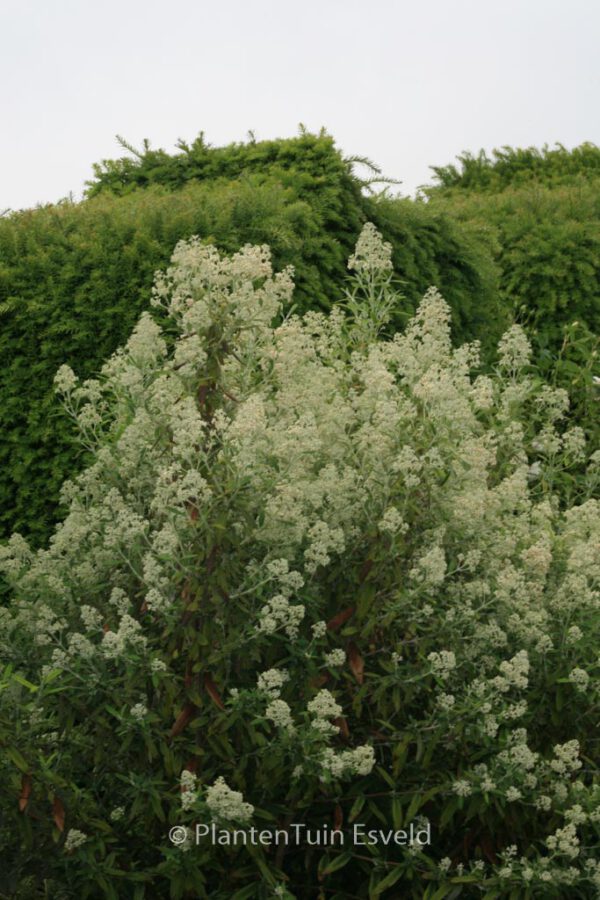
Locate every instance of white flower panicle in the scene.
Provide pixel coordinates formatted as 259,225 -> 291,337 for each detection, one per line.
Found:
498,325 -> 532,372
205,777 -> 254,823
311,621 -> 327,639
307,689 -> 343,734
265,699 -> 295,731
348,223 -> 394,274
428,650 -> 457,679
257,595 -> 305,638
378,506 -> 407,535
64,829 -> 88,852
257,668 -> 289,698
101,614 -> 147,659
180,769 -> 198,811
568,668 -> 590,692
321,745 -> 376,779
130,703 -> 147,721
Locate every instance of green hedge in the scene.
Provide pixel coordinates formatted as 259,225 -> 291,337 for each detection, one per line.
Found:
0,134 -> 501,547
426,177 -> 600,436
427,178 -> 600,337
428,141 -> 600,192
85,130 -> 505,348
367,195 -> 505,353
85,130 -> 363,197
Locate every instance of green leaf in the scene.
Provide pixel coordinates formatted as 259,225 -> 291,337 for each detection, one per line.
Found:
318,850 -> 353,876
428,886 -> 453,900
230,884 -> 260,900
357,584 -> 376,620
11,673 -> 38,692
391,796 -> 403,829
370,865 -> 403,896
348,794 -> 366,823
7,747 -> 29,773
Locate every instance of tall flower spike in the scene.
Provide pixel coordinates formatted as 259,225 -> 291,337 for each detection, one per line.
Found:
348,223 -> 393,274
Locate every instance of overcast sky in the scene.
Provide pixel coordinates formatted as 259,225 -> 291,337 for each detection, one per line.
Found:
1,0 -> 599,211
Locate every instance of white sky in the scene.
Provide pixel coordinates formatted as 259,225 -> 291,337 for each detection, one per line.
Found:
1,0 -> 599,211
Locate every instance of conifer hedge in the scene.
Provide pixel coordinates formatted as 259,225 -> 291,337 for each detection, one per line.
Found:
426,146 -> 600,442
428,142 -> 600,193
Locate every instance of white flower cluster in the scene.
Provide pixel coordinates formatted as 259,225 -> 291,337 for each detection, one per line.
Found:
377,506 -> 407,536
80,605 -> 103,630
265,699 -> 295,732
108,587 -> 130,616
550,740 -> 582,776
493,650 -> 530,692
427,650 -> 457,679
257,595 -> 305,638
321,745 -> 376,778
265,558 -> 305,594
347,223 -> 393,274
546,822 -> 580,859
54,364 -> 79,394
130,703 -> 147,721
311,621 -> 327,639
568,668 -> 590,692
307,689 -> 342,734
304,521 -> 345,575
64,829 -> 88,851
67,632 -> 95,660
497,325 -> 532,372
205,777 -> 254,823
411,545 -> 447,586
180,769 -> 198,811
390,446 -> 423,487
101,614 -> 147,659
453,780 -> 472,797
256,668 -> 289,698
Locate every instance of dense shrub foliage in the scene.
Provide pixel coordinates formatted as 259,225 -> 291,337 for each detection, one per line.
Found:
85,130 -> 368,200
427,179 -> 600,344
426,153 -> 600,445
428,143 -> 600,193
367,196 -> 504,355
0,133 -> 500,546
1,229 -> 599,898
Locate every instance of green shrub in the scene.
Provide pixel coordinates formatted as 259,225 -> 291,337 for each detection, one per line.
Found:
426,173 -> 600,446
1,228 -> 599,898
366,195 -> 506,354
84,130 -> 362,197
428,142 -> 600,193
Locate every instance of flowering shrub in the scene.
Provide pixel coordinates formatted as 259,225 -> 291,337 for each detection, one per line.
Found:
0,134 -> 500,549
0,225 -> 599,898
